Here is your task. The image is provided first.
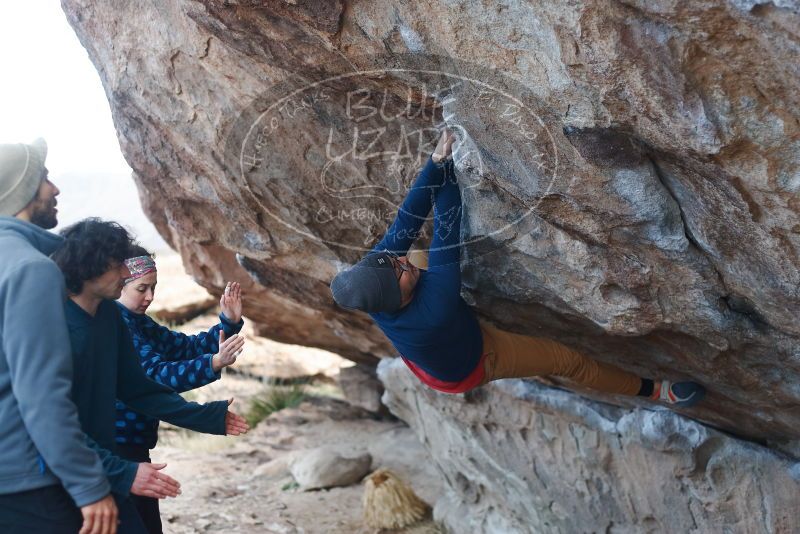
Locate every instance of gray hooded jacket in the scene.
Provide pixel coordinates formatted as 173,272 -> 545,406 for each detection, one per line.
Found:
0,217 -> 110,506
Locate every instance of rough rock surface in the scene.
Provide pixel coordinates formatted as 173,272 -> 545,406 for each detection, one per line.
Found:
337,363 -> 389,415
62,0 -> 800,442
61,0 -> 800,528
289,446 -> 373,490
380,358 -> 800,533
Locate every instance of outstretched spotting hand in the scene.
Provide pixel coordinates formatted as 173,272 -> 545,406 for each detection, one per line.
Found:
432,127 -> 456,163
131,462 -> 181,499
225,398 -> 250,435
212,329 -> 245,372
220,281 -> 243,323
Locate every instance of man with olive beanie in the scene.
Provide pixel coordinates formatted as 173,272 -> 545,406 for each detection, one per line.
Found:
331,129 -> 706,407
0,139 -> 118,533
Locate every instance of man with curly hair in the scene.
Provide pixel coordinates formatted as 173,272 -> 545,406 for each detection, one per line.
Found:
53,218 -> 250,533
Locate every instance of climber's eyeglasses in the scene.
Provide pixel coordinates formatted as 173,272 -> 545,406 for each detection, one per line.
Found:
383,249 -> 410,281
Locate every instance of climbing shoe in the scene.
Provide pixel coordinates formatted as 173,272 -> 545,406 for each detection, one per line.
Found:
651,380 -> 706,408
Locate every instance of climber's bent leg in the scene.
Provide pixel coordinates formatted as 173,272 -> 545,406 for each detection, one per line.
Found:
479,322 -> 642,396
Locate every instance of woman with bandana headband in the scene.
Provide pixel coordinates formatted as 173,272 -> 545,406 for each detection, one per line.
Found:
114,245 -> 245,534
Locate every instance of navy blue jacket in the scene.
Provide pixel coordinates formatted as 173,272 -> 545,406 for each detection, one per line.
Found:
370,157 -> 483,382
114,303 -> 243,449
66,299 -> 229,496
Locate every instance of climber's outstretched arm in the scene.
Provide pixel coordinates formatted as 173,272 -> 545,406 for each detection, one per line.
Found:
427,158 -> 461,269
371,156 -> 447,256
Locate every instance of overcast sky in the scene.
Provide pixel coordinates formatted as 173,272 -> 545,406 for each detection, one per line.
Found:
0,1 -> 167,250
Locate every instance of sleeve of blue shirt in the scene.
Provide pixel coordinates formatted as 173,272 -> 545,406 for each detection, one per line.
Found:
372,156 -> 448,256
428,158 -> 461,268
84,436 -> 138,497
140,343 -> 220,394
145,313 -> 243,360
133,315 -> 239,393
116,315 -> 228,435
425,158 -> 463,298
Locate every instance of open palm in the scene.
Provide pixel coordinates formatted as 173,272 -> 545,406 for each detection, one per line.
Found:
220,281 -> 243,323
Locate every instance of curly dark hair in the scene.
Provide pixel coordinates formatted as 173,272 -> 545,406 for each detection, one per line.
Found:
52,218 -> 138,294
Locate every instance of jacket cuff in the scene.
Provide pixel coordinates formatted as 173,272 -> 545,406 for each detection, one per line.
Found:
68,479 -> 113,508
203,353 -> 222,381
213,400 -> 229,435
219,313 -> 244,330
111,462 -> 139,498
432,154 -> 454,169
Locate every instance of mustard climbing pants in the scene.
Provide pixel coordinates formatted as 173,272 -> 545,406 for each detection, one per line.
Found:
478,322 -> 643,396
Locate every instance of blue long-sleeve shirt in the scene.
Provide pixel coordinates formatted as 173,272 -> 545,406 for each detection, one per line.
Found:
369,157 -> 483,382
66,298 -> 229,496
114,303 -> 243,449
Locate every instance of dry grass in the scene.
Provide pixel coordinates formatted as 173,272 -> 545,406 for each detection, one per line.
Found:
245,384 -> 307,427
363,469 -> 432,530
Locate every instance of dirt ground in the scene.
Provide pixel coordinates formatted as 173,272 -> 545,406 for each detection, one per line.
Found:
142,257 -> 443,533
156,383 -> 443,534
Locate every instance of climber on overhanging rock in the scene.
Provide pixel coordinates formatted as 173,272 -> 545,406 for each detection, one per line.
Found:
330,128 -> 706,407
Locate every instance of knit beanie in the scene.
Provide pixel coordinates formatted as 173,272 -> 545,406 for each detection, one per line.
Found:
330,252 -> 402,313
0,138 -> 47,217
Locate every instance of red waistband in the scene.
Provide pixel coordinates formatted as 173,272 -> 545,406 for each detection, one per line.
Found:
400,353 -> 487,394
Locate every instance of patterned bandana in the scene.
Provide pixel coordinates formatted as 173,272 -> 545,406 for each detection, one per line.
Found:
124,255 -> 157,284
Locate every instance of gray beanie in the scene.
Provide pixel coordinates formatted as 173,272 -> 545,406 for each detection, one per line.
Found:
330,252 -> 402,313
0,138 -> 47,217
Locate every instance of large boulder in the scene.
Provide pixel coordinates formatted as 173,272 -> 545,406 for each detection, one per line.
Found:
61,0 -> 800,528
61,0 -> 800,441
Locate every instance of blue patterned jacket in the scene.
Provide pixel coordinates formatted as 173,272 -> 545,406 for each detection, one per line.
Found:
114,302 -> 244,449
